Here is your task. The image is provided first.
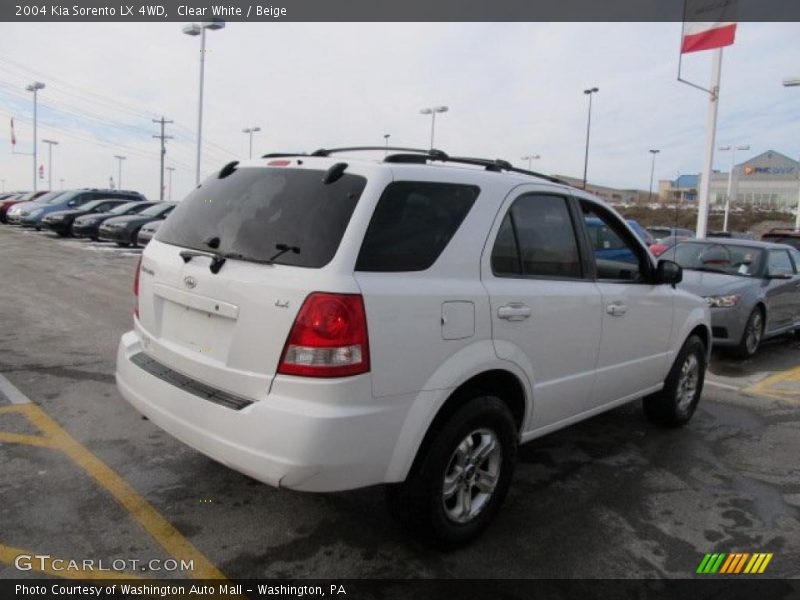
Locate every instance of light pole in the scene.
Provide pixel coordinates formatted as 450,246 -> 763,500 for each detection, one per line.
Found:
383,133 -> 390,156
582,87 -> 599,189
419,106 -> 448,149
113,155 -> 126,190
166,167 -> 176,201
26,81 -> 45,192
183,20 -> 225,185
42,139 -> 58,190
648,149 -> 660,204
783,77 -> 800,229
242,127 -> 260,159
521,154 -> 540,170
717,144 -> 749,232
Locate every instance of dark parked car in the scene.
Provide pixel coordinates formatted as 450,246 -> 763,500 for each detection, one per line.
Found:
15,188 -> 145,229
72,201 -> 158,240
761,228 -> 800,250
647,226 -> 695,240
135,219 -> 163,246
98,202 -> 176,247
42,198 -> 145,237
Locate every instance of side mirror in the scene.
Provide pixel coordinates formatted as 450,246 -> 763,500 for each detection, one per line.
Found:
656,259 -> 682,286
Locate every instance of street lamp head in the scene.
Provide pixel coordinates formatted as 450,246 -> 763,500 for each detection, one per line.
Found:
26,81 -> 45,92
42,139 -> 59,146
434,106 -> 448,113
419,108 -> 433,115
782,77 -> 800,87
252,126 -> 261,133
584,87 -> 599,94
736,144 -> 750,151
182,23 -> 202,36
114,155 -> 126,161
649,149 -> 660,154
718,145 -> 731,151
203,20 -> 225,30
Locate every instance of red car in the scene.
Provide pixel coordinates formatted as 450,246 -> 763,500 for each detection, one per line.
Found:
650,235 -> 689,257
0,190 -> 50,223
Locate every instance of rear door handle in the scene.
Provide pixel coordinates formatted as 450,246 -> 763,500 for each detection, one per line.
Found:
606,302 -> 628,317
498,303 -> 531,321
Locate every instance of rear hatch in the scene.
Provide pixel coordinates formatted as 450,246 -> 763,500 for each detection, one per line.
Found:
135,162 -> 373,401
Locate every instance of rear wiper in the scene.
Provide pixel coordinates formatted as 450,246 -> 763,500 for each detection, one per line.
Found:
179,249 -> 227,274
180,244 -> 301,274
269,243 -> 300,262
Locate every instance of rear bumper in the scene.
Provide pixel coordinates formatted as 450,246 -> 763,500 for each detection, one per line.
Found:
116,330 -> 412,492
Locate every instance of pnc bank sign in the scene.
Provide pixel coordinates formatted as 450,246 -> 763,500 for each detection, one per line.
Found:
743,165 -> 796,175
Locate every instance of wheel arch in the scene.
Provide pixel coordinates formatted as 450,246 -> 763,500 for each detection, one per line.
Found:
384,353 -> 531,483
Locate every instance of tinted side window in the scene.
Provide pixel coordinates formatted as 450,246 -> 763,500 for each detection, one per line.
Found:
355,182 -> 479,272
768,250 -> 795,276
491,194 -> 581,279
581,201 -> 647,282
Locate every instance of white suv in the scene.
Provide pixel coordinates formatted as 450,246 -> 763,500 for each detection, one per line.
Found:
116,148 -> 711,547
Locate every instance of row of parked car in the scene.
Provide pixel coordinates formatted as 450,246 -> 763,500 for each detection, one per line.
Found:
0,188 -> 176,247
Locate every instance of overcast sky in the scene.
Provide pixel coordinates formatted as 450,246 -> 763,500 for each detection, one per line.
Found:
0,22 -> 799,200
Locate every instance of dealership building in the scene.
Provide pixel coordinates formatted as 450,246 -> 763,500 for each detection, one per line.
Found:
658,150 -> 800,211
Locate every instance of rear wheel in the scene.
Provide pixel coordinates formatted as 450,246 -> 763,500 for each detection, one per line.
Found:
643,334 -> 706,427
386,393 -> 517,549
729,307 -> 763,359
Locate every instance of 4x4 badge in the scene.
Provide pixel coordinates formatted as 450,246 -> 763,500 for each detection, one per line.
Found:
183,276 -> 197,289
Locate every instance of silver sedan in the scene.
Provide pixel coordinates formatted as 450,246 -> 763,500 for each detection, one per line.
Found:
662,239 -> 800,358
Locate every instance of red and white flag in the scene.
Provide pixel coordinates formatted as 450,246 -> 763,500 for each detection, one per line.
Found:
681,0 -> 737,54
681,22 -> 737,53
10,118 -> 16,146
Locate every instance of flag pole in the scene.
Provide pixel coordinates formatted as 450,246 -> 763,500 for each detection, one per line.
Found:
695,47 -> 723,238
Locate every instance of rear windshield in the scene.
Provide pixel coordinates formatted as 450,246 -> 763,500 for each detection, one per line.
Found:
156,167 -> 366,268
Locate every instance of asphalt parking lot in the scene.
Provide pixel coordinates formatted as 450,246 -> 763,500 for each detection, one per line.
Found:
1,225 -> 799,580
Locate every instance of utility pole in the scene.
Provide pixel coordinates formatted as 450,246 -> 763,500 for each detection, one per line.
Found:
152,117 -> 174,201
42,139 -> 58,190
648,149 -> 660,204
113,155 -> 126,189
166,166 -> 176,201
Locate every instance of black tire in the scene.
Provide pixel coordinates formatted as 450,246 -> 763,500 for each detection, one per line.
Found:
130,228 -> 141,248
643,334 -> 706,427
56,230 -> 68,237
116,242 -> 129,248
386,393 -> 517,549
728,307 -> 764,359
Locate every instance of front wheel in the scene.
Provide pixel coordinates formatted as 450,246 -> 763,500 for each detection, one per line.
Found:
643,334 -> 706,427
729,308 -> 764,359
386,393 -> 517,549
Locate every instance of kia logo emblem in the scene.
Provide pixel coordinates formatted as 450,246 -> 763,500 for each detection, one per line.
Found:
183,276 -> 197,289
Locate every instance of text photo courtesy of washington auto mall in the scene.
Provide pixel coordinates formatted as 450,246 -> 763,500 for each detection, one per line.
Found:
1,0 -> 800,599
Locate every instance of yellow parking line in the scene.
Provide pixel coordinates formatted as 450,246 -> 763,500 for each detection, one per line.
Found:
0,402 -> 227,580
0,431 -> 57,448
0,544 -> 141,579
743,365 -> 800,402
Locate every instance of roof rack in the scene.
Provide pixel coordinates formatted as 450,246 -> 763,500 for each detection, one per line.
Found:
260,146 -> 569,186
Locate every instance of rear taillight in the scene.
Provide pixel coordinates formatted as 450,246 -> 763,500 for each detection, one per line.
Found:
278,293 -> 370,378
650,244 -> 668,257
133,256 -> 142,317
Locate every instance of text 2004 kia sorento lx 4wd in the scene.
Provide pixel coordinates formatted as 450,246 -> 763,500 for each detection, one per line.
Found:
116,147 -> 711,547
